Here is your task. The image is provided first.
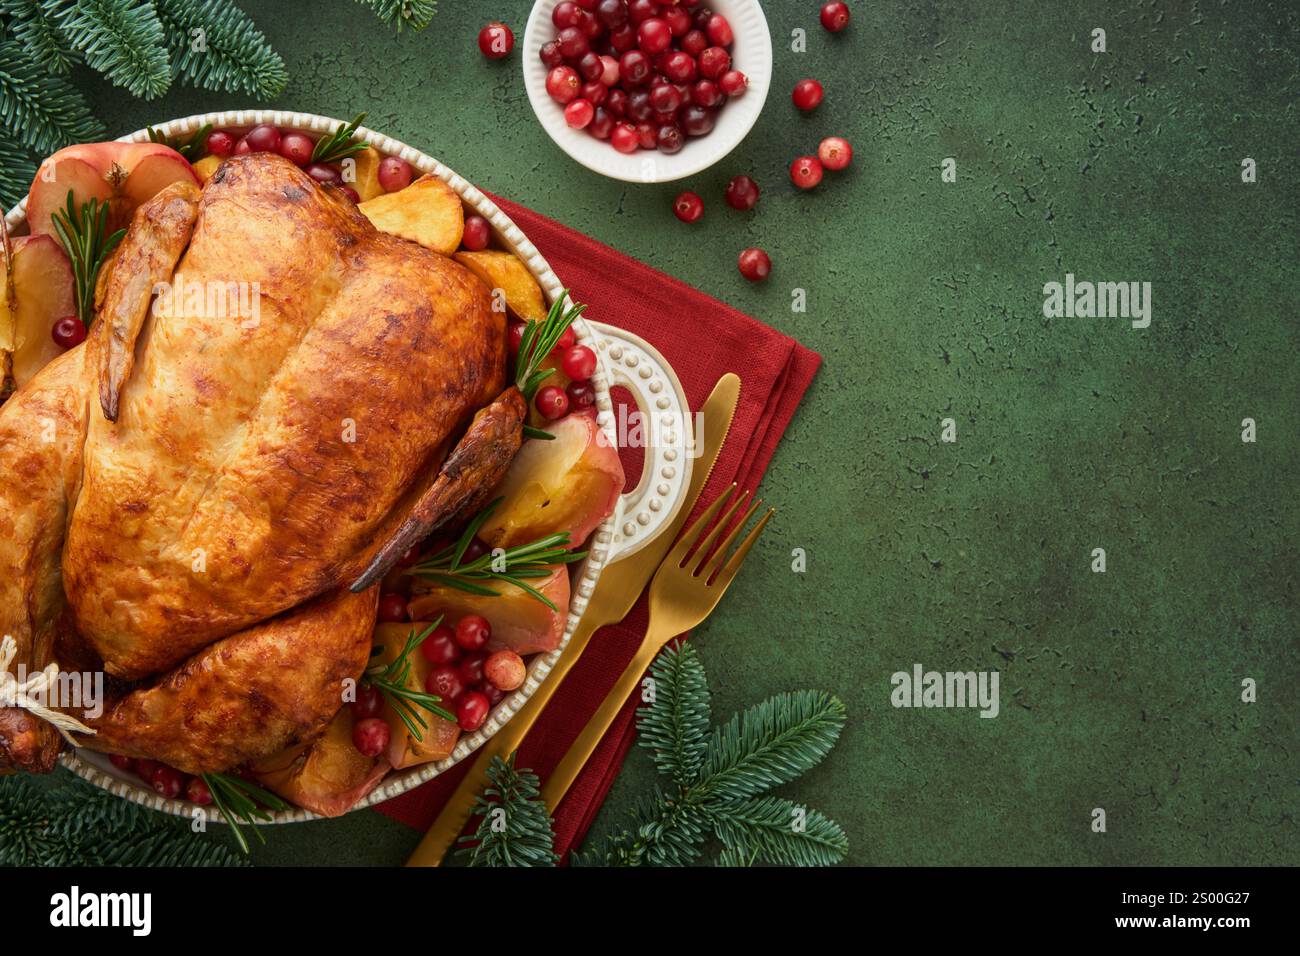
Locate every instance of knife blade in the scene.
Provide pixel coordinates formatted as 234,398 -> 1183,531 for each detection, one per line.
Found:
405,373 -> 741,866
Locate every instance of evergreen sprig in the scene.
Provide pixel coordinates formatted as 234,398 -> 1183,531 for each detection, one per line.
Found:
355,0 -> 437,33
155,0 -> 288,99
1,0 -> 76,74
0,39 -> 105,155
0,131 -> 37,208
0,773 -> 248,866
458,754 -> 558,867
51,0 -> 171,99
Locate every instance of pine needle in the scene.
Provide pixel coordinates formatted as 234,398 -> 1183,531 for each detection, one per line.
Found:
1,0 -> 76,74
458,754 -> 557,867
155,0 -> 287,99
51,0 -> 172,100
355,0 -> 438,33
0,131 -> 37,209
0,39 -> 105,153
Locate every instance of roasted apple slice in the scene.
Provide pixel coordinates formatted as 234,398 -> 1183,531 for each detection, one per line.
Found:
250,708 -> 391,818
373,622 -> 461,769
453,249 -> 547,322
476,411 -> 623,550
359,174 -> 464,254
409,568 -> 571,656
0,235 -> 76,387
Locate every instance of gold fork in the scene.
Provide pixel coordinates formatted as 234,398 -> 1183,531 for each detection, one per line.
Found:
539,484 -> 774,810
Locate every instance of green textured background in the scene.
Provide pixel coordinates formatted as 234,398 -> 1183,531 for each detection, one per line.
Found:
75,0 -> 1297,865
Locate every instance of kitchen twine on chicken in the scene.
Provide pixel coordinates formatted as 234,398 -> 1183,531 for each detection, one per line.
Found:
0,635 -> 97,744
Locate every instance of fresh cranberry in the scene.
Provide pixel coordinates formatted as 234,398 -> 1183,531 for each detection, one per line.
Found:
233,137 -> 252,155
590,107 -> 615,138
627,89 -> 653,122
553,1 -> 584,29
691,79 -> 722,107
536,384 -> 572,418
557,26 -> 590,59
561,344 -> 598,379
541,40 -> 565,68
596,0 -> 629,29
581,80 -> 609,105
705,13 -> 733,46
206,130 -> 235,157
606,88 -> 629,116
150,765 -> 185,799
674,191 -> 705,222
134,759 -> 161,782
738,247 -> 772,282
692,6 -> 713,29
698,46 -> 731,80
566,97 -> 596,129
244,124 -> 281,152
352,684 -> 385,719
576,51 -> 602,82
611,121 -> 641,153
420,623 -> 461,665
636,122 -> 658,148
186,776 -> 213,806
455,614 -> 491,651
377,593 -> 409,623
725,175 -> 760,210
507,320 -> 527,353
109,753 -> 135,772
663,5 -> 692,36
479,21 -> 514,59
456,691 -> 490,732
352,717 -> 390,758
484,650 -> 527,692
790,155 -> 824,189
52,316 -> 86,349
650,83 -> 683,113
425,665 -> 466,703
793,78 -> 824,111
610,23 -> 637,52
554,326 -> 578,352
482,683 -> 506,707
818,136 -> 853,171
305,162 -> 341,184
598,54 -> 620,85
459,651 -> 488,686
821,1 -> 851,32
577,8 -> 602,38
340,186 -> 360,203
628,0 -> 659,24
719,70 -> 747,96
547,65 -> 582,104
659,49 -> 698,83
378,155 -> 413,191
681,28 -> 708,56
567,380 -> 597,408
637,17 -> 672,54
680,105 -> 716,136
462,214 -> 491,250
619,49 -> 651,85
462,538 -> 490,563
657,124 -> 684,153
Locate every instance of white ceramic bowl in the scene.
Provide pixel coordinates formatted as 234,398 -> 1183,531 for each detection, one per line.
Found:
522,0 -> 773,183
4,110 -> 694,823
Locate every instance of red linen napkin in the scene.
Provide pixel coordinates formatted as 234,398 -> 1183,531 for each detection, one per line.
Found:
376,197 -> 821,860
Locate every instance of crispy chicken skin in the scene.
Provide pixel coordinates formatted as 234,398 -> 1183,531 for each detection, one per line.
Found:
0,153 -> 522,777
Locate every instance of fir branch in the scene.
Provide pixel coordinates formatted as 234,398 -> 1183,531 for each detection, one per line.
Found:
1,0 -> 76,74
154,0 -> 287,99
0,131 -> 37,209
710,797 -> 849,867
693,690 -> 845,803
355,0 -> 437,33
0,39 -> 105,153
366,620 -> 456,735
311,112 -> 368,164
458,754 -> 557,867
637,640 -> 711,786
203,771 -> 290,855
51,0 -> 172,99
50,190 -> 125,325
573,787 -> 709,867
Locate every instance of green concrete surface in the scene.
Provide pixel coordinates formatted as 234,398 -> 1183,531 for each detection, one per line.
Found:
78,0 -> 1295,865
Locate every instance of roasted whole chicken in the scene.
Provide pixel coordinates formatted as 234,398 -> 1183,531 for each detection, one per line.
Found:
0,153 -> 527,783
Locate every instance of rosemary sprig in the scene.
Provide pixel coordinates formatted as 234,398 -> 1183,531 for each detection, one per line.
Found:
366,620 -> 456,737
514,291 -> 586,405
311,112 -> 369,164
49,191 -> 125,326
412,499 -> 586,611
202,772 -> 291,855
148,123 -> 213,161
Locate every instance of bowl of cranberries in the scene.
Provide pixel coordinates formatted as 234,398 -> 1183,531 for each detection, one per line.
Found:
524,0 -> 773,182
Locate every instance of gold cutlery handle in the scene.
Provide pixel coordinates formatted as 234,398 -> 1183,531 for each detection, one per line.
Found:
539,627 -> 672,812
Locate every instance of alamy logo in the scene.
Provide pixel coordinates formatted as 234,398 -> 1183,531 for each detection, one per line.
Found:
152,273 -> 262,328
50,886 -> 151,936
1043,273 -> 1151,328
891,663 -> 1000,718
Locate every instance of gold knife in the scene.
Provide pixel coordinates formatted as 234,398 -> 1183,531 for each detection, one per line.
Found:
406,373 -> 741,866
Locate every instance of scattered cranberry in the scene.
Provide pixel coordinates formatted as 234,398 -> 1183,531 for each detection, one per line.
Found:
109,753 -> 134,772
462,214 -> 491,250
52,315 -> 86,349
150,765 -> 185,799
305,162 -> 341,184
244,124 -> 281,152
426,664 -> 466,703
536,384 -> 571,419
540,40 -> 565,68
420,623 -> 461,666
456,691 -> 490,732
134,759 -> 161,782
553,327 -> 578,352
206,130 -> 235,157
547,65 -> 582,104
611,121 -> 640,153
790,155 -> 824,189
725,175 -> 760,211
561,344 -> 598,380
793,79 -> 825,111
278,132 -> 314,167
565,98 -> 596,129
567,380 -> 596,409
674,191 -> 705,223
340,185 -> 360,203
738,247 -> 772,282
507,320 -> 527,354
352,717 -> 390,758
484,650 -> 527,692
377,593 -> 409,623
459,651 -> 488,686
378,156 -> 413,192
818,136 -> 853,171
719,70 -> 748,96
821,1 -> 851,33
455,614 -> 491,651
186,776 -> 213,806
352,684 -> 385,719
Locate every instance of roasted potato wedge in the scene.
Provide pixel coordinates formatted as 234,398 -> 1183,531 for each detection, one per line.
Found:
360,174 -> 464,254
453,249 -> 547,322
345,146 -> 386,202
